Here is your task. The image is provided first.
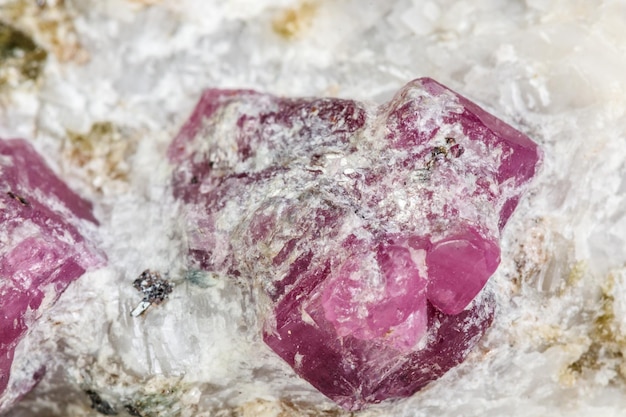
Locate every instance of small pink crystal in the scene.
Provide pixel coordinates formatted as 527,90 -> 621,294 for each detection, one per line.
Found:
170,78 -> 541,409
0,139 -> 104,410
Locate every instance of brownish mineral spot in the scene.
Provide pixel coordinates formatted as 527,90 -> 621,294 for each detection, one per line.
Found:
567,274 -> 626,382
0,21 -> 47,87
64,122 -> 137,193
272,1 -> 318,39
0,0 -> 86,63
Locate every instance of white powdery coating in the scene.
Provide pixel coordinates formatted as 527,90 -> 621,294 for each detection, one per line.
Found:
1,0 -> 626,416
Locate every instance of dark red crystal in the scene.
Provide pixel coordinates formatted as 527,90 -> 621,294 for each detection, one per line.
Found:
0,139 -> 104,409
170,78 -> 541,409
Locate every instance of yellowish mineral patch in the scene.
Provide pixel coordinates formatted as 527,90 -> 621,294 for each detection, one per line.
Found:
124,378 -> 189,417
127,0 -> 162,8
0,0 -> 87,63
64,122 -> 136,193
564,260 -> 586,289
271,1 -> 318,39
0,21 -> 47,87
565,273 -> 626,383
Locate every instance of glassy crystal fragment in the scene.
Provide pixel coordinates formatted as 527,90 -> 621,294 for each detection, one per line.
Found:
170,78 -> 541,409
0,139 -> 104,411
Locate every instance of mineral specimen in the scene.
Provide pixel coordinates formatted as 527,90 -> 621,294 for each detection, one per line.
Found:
0,22 -> 47,87
0,139 -> 104,411
169,78 -> 541,410
131,269 -> 173,317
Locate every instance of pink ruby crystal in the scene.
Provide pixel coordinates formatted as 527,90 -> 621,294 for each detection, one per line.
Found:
170,78 -> 541,409
0,139 -> 104,411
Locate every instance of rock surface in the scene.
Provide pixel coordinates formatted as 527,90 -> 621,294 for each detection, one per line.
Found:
170,78 -> 541,409
0,139 -> 104,412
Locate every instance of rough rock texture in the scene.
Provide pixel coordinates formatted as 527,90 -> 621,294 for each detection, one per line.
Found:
169,78 -> 541,410
0,138 -> 104,412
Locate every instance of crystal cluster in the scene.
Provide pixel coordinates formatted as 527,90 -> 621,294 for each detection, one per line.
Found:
170,78 -> 541,410
0,139 -> 104,411
131,270 -> 173,317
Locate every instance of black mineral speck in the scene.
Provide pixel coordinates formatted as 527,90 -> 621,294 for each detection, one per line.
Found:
85,390 -> 118,415
124,404 -> 143,417
133,270 -> 173,305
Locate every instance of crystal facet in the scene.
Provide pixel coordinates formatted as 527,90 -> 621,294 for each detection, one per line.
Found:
170,78 -> 541,409
0,139 -> 104,409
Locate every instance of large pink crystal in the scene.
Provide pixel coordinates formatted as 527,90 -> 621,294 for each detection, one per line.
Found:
0,139 -> 104,410
170,78 -> 541,409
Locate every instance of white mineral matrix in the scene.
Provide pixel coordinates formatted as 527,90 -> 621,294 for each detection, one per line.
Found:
1,1 -> 626,417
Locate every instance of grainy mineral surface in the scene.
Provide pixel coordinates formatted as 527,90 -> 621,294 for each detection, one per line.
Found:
1,0 -> 626,416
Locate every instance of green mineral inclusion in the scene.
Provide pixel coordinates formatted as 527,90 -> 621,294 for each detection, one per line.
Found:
0,21 -> 47,83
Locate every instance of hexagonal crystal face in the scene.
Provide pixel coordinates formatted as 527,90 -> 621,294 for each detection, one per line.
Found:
170,78 -> 541,409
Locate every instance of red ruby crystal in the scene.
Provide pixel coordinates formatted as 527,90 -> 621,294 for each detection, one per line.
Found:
0,139 -> 104,410
170,78 -> 541,409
